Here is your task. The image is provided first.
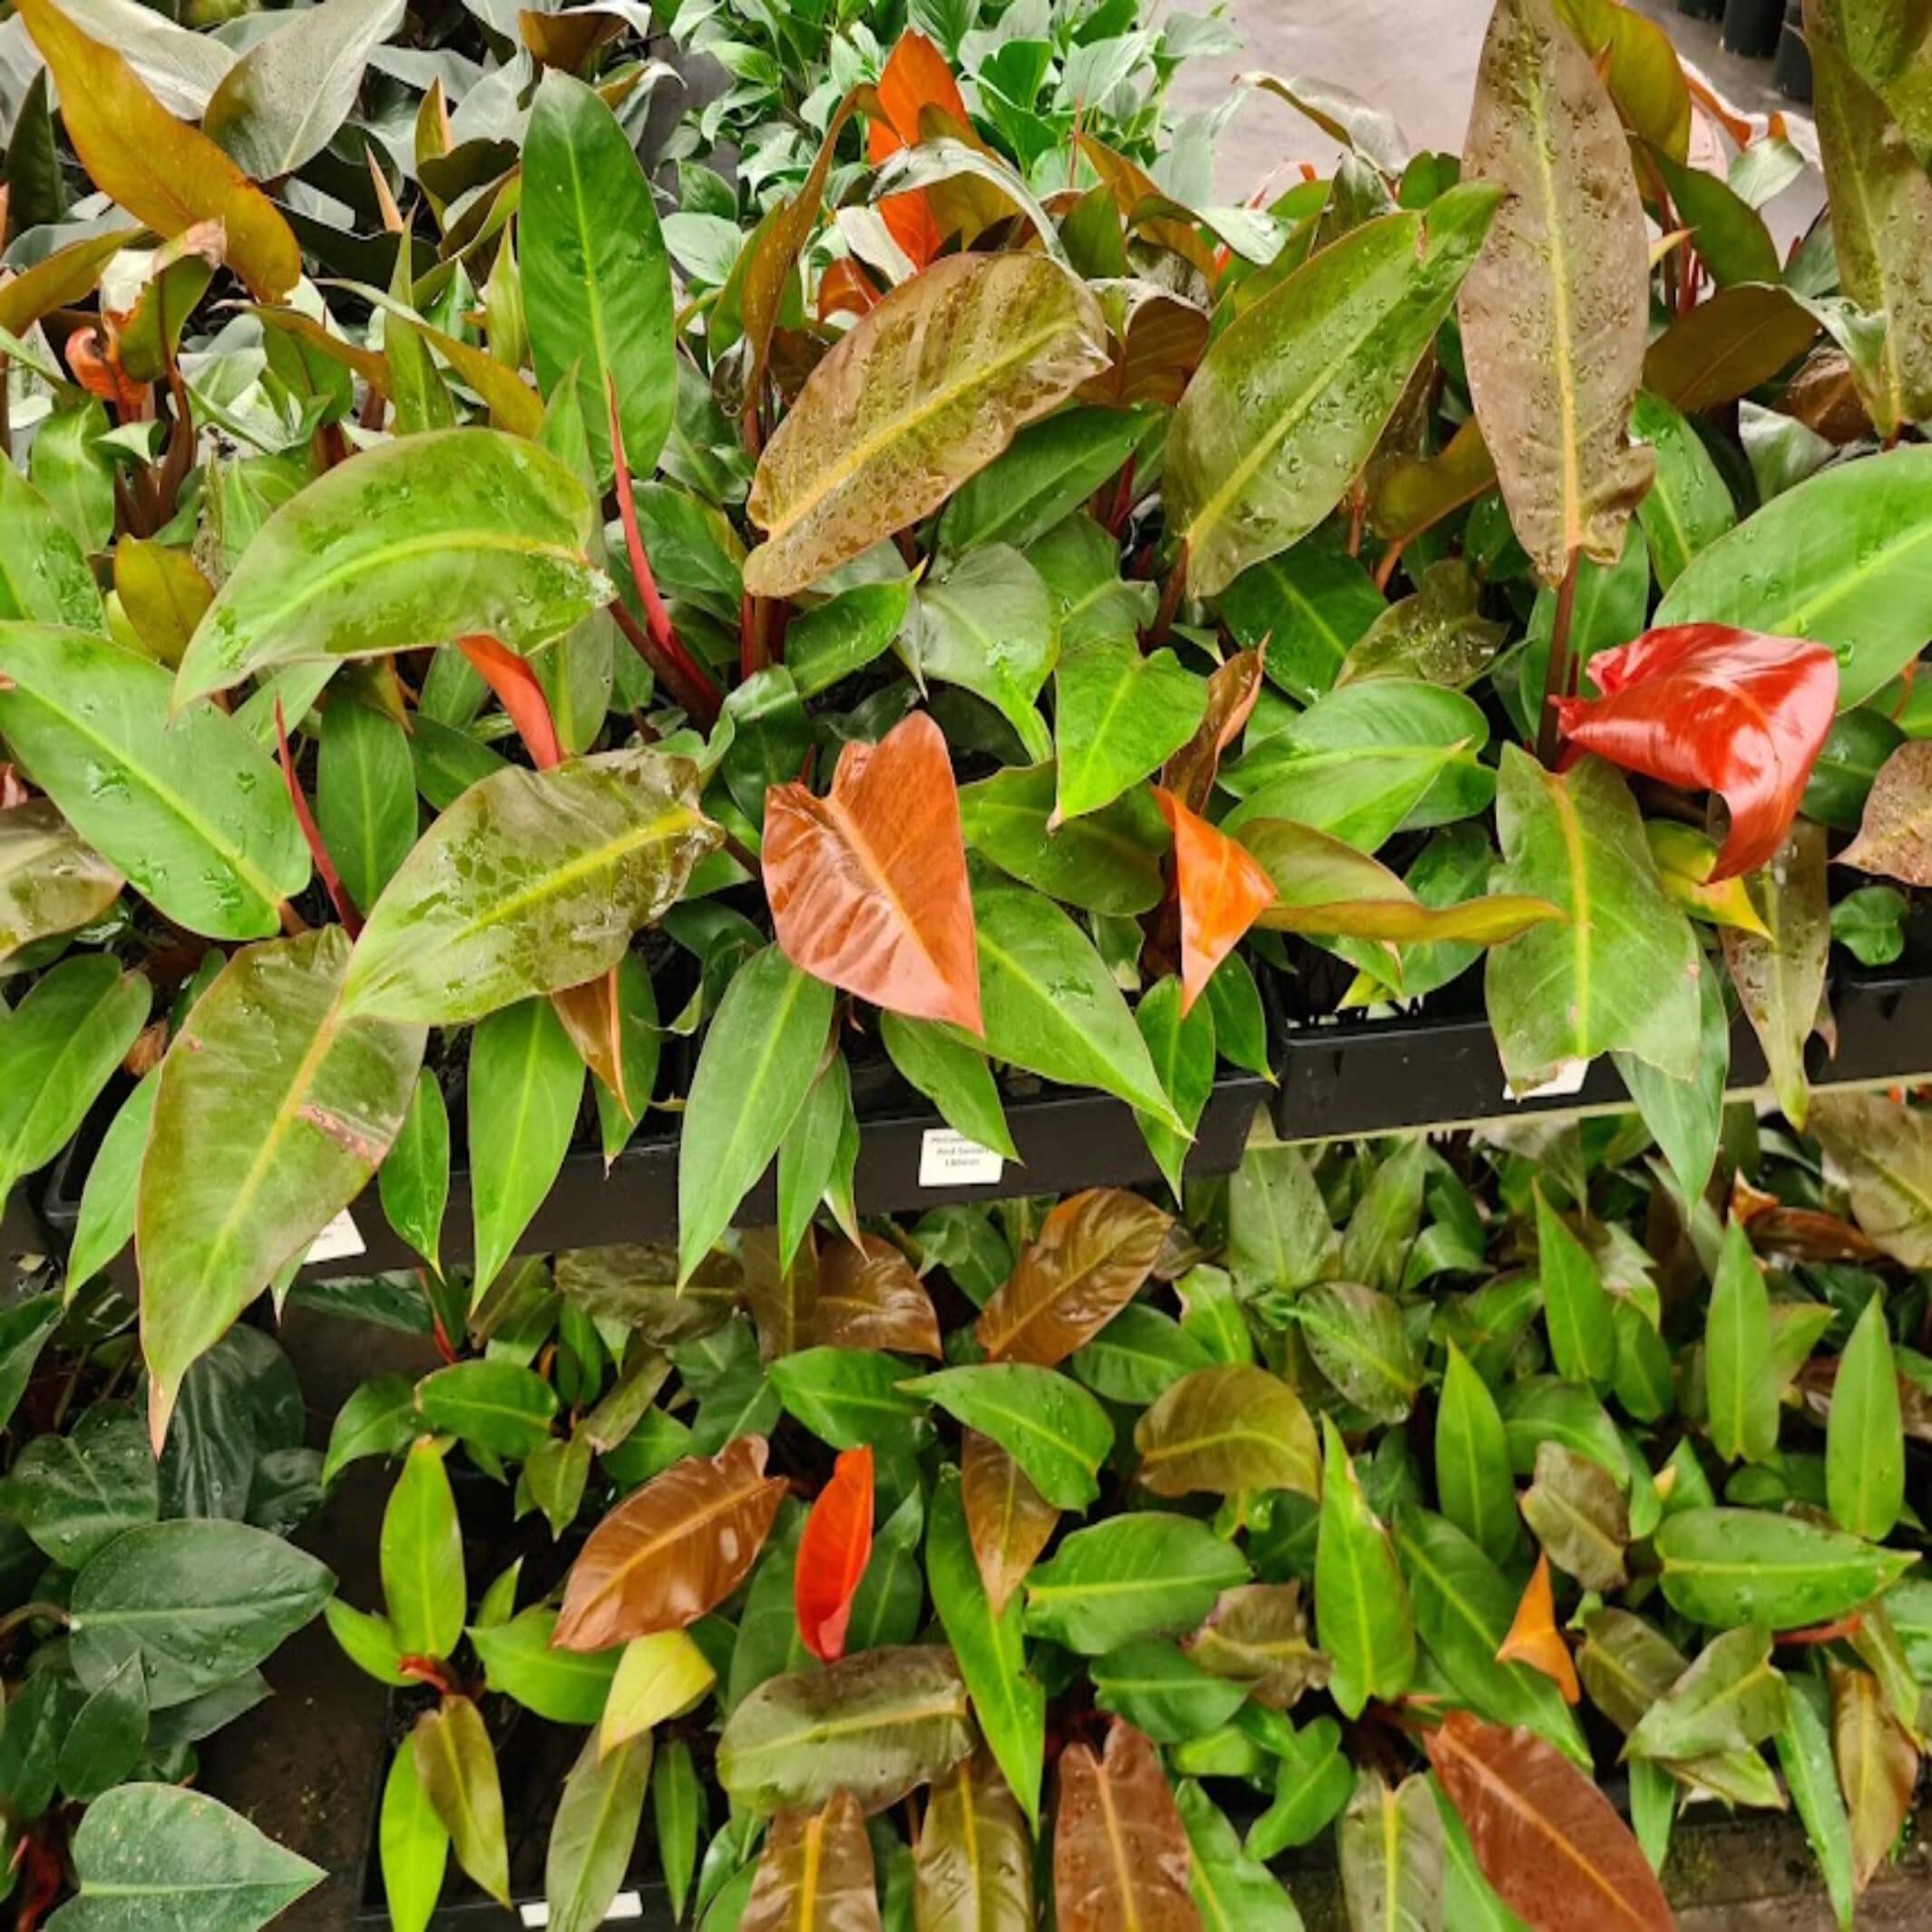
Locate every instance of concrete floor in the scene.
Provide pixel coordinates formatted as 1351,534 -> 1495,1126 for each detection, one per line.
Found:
1171,0 -> 1824,246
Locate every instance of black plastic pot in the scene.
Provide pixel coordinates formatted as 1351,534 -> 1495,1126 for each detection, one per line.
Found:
1272,962 -> 1932,1144
1722,0 -> 1783,56
1678,0 -> 1722,20
41,1068 -> 1274,1290
1776,15 -> 1812,101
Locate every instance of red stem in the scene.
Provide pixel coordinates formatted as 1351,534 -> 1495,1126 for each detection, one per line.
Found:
607,379 -> 724,725
275,698 -> 363,937
1147,544 -> 1188,647
1777,1615 -> 1864,1648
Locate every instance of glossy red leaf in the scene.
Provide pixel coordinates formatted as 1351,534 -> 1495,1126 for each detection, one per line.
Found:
1152,786 -> 1277,1015
1552,624 -> 1838,881
795,1447 -> 874,1664
1426,1709 -> 1673,1932
764,711 -> 982,1033
867,30 -> 965,268
457,633 -> 562,772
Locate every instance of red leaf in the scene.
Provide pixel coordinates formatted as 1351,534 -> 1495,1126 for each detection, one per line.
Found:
817,258 -> 883,323
1152,786 -> 1277,1015
795,1446 -> 874,1663
456,633 -> 562,771
867,31 -> 965,270
764,711 -> 982,1032
1552,624 -> 1838,881
1426,1709 -> 1673,1932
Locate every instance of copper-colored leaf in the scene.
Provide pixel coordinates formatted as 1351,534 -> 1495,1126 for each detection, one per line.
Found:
817,1234 -> 942,1358
1644,282 -> 1820,413
764,712 -> 981,1033
915,1748 -> 1034,1932
961,1430 -> 1059,1616
1135,1365 -> 1321,1500
1831,1663 -> 1918,1892
976,1187 -> 1171,1367
1496,1552 -> 1582,1704
1152,788 -> 1277,1015
14,0 -> 298,300
1425,1708 -> 1673,1932
1054,1722 -> 1201,1932
1459,0 -> 1654,581
868,31 -> 966,269
554,1438 -> 787,1651
456,634 -> 562,772
1182,1582 -> 1330,1711
1159,652 -> 1265,817
742,1228 -> 822,1363
795,1448 -> 874,1664
1553,625 -> 1839,880
742,1790 -> 882,1932
550,967 -> 629,1113
1841,739 -> 1932,886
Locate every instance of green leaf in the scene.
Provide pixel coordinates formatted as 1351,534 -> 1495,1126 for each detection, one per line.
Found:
1827,1293 -> 1905,1542
1169,184 -> 1501,597
1430,1776 -> 1529,1931
1629,390 -> 1739,591
1722,818 -> 1829,1130
1217,533 -> 1386,706
379,1069 -> 449,1277
880,1012 -> 1017,1160
322,1372 -> 417,1486
471,1606 -> 620,1724
0,625 -> 307,938
1705,1218 -> 1779,1466
139,928 -> 426,1438
970,875 -> 1178,1126
343,747 -> 715,1024
928,1466 -> 1044,1829
380,1739 -> 449,1932
1535,1183 -> 1614,1391
58,1649 -> 149,1802
1228,1142 -> 1333,1297
918,548 -> 1058,763
785,581 -> 914,698
1459,0 -> 1654,581
1394,1508 -> 1589,1769
323,1599 -> 409,1687
1648,145 -> 1780,288
1625,1626 -> 1787,1761
939,406 -> 1145,558
0,456 -> 105,629
678,945 -> 835,1286
1246,1717 -> 1354,1857
0,955 -> 150,1199
0,1405 -> 157,1569
1338,1771 -> 1443,1932
1613,943 -> 1728,1205
48,1784 -> 323,1932
1134,974 -> 1216,1205
32,401 -> 113,554
317,689 -> 416,917
1053,638 -> 1206,823
1314,1416 -> 1414,1718
1655,1508 -> 1917,1627
1176,1780 -> 1306,1932
1294,1284 -> 1422,1425
1094,1640 -> 1250,1743
958,762 -> 1168,917
743,253 -> 1107,598
768,1348 -> 924,1450
1485,748 -> 1700,1090
64,1070 -> 158,1293
904,1363 -> 1112,1510
1023,1512 -> 1248,1654
546,1731 -> 653,1932
1029,512 -> 1156,651
1776,1681 -> 1858,1932
468,998 -> 583,1298
417,1361 -> 560,1459
202,0 -> 401,177
1654,444 -> 1932,708
654,1738 -> 706,1921
175,429 -> 607,707
1499,1379 -> 1629,1487
1071,1304 -> 1214,1407
716,1646 -> 974,1813
414,1695 -> 510,1907
381,1439 -> 465,1662
70,1519 -> 334,1710
776,1051 -> 851,1271
1435,1344 -> 1518,1566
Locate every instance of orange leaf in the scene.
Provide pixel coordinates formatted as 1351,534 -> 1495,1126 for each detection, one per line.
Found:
795,1447 -> 874,1664
1153,786 -> 1277,1014
868,31 -> 965,270
555,1438 -> 787,1651
1496,1552 -> 1581,1703
456,634 -> 562,772
551,966 -> 629,1113
764,711 -> 982,1032
65,326 -> 144,412
817,257 -> 883,323
1426,1709 -> 1673,1932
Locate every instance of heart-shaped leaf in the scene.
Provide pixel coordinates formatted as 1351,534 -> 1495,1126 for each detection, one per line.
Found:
1053,1722 -> 1198,1932
916,1750 -> 1034,1932
765,712 -> 981,1032
795,1447 -> 873,1664
740,1789 -> 880,1932
744,253 -> 1108,596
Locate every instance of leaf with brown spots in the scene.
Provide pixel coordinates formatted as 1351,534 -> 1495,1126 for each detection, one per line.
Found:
1053,1722 -> 1201,1932
915,1749 -> 1034,1932
741,1789 -> 882,1932
1841,739 -> 1932,887
1182,1583 -> 1330,1710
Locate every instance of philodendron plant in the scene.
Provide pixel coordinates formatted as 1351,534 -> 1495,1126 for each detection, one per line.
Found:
3,0 -> 1932,1479
327,1106 -> 1932,1931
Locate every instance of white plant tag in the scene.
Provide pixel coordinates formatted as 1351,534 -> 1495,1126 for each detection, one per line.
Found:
918,1128 -> 1005,1187
305,1207 -> 366,1262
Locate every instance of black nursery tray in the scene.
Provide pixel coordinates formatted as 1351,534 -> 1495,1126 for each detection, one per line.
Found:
38,1069 -> 1273,1289
1273,961 -> 1932,1144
